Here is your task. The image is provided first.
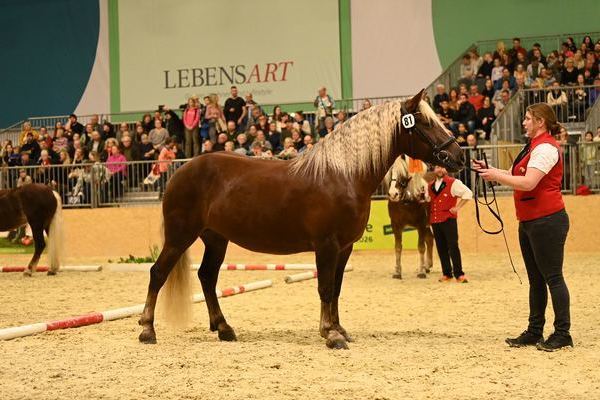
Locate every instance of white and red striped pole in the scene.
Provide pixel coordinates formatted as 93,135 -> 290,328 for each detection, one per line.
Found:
0,279 -> 272,341
107,263 -> 317,272
0,265 -> 102,273
284,266 -> 353,283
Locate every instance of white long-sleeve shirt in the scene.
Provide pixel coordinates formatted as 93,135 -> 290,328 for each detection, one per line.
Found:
434,178 -> 473,200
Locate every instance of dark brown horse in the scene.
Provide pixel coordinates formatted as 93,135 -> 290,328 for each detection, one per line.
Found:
0,183 -> 63,275
386,157 -> 434,279
138,90 -> 465,349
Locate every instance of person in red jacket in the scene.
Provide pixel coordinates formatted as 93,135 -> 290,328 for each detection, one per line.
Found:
473,102 -> 572,352
429,166 -> 473,283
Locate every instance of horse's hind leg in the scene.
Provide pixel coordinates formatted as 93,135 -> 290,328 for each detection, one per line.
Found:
138,242 -> 192,344
425,226 -> 434,273
23,224 -> 45,277
392,225 -> 404,279
417,226 -> 428,279
198,230 -> 235,341
331,245 -> 353,342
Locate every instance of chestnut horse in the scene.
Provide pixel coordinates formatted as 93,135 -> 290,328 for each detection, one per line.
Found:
138,90 -> 465,349
386,157 -> 434,279
0,184 -> 63,276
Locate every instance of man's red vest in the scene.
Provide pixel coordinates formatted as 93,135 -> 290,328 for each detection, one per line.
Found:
428,176 -> 458,224
512,132 -> 564,222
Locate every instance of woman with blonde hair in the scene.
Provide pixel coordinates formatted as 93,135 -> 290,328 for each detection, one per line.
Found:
19,121 -> 39,145
204,94 -> 225,144
474,103 -> 573,351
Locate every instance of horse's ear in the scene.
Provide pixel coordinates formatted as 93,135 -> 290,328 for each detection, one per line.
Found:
405,89 -> 425,113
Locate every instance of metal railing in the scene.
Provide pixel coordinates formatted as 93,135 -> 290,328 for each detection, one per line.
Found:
584,90 -> 600,134
490,91 -> 524,143
520,85 -> 599,124
424,45 -> 477,104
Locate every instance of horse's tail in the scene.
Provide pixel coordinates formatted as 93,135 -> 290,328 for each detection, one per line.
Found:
158,219 -> 193,328
48,191 -> 64,273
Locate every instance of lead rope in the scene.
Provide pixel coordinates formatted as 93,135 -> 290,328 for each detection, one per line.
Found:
473,150 -> 522,284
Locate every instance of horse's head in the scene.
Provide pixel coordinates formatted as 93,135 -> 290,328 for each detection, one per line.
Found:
387,158 -> 428,203
388,174 -> 414,202
398,90 -> 465,172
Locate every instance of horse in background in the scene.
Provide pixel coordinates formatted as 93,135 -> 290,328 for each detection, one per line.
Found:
386,156 -> 434,279
0,184 -> 63,276
137,89 -> 465,350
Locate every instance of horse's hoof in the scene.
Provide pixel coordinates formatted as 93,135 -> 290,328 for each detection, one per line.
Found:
326,331 -> 349,350
417,273 -> 427,279
139,329 -> 157,344
47,270 -> 57,276
218,328 -> 237,342
392,273 -> 402,279
23,270 -> 32,277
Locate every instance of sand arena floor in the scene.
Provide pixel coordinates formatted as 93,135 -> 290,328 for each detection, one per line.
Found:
1,248 -> 599,400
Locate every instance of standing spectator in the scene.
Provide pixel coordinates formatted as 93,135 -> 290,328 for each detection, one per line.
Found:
468,84 -> 485,111
428,165 -> 473,283
433,84 -> 449,112
106,145 -> 127,200
163,106 -> 184,144
582,131 -> 597,188
149,119 -> 169,151
546,82 -> 568,121
314,86 -> 334,131
508,38 -> 527,63
182,98 -> 201,158
476,96 -> 496,140
223,86 -> 246,130
141,114 -> 154,133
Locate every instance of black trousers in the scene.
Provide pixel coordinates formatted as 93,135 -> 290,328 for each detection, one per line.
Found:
519,209 -> 570,336
432,218 -> 464,278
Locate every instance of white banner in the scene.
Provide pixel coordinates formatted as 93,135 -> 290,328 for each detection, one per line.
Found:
118,0 -> 341,110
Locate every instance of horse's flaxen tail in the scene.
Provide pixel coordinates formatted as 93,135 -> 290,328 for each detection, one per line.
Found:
158,219 -> 193,328
48,191 -> 64,273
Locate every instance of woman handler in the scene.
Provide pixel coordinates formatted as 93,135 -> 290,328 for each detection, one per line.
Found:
473,103 -> 572,351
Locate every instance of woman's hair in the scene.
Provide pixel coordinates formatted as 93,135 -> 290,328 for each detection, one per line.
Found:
526,103 -> 562,136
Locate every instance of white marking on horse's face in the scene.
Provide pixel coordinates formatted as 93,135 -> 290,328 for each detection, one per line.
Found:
388,185 -> 400,202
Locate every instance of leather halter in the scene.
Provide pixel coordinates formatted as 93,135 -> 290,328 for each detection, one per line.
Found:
400,102 -> 459,170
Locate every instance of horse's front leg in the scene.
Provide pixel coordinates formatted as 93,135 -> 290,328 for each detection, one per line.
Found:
316,238 -> 347,349
331,245 -> 353,342
392,226 -> 404,279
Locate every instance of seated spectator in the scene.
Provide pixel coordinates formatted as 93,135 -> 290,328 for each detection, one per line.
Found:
86,130 -> 105,157
139,133 -> 156,161
72,148 -> 86,165
102,122 -> 115,140
202,139 -> 214,154
299,135 -> 314,153
547,82 -> 568,121
106,145 -> 127,199
318,116 -> 335,138
437,100 -> 455,129
458,54 -> 474,86
280,118 -> 294,140
433,84 -> 449,113
251,130 -> 273,151
448,88 -> 459,110
246,124 -> 259,143
213,133 -> 228,152
256,114 -> 269,134
21,132 -> 41,161
17,168 -> 32,187
538,67 -> 556,87
52,128 -> 69,153
225,120 -> 237,141
224,141 -> 235,152
293,111 -> 312,136
278,137 -> 299,159
235,133 -> 250,154
527,58 -> 544,82
141,113 -> 154,133
19,121 -> 39,145
334,111 -> 347,128
66,114 -> 84,136
249,142 -> 263,157
267,122 -> 282,152
83,123 -> 94,144
451,93 -> 476,134
481,78 -> 495,100
454,123 -> 469,144
121,135 -> 140,161
58,149 -> 71,165
491,58 -> 504,84
290,128 -> 303,150
493,89 -> 511,116
361,99 -> 372,111
476,96 -> 496,140
492,80 -> 513,102
20,152 -> 34,167
508,37 -> 527,62
246,104 -> 263,131
477,52 -> 494,79
513,63 -> 528,83
468,84 -> 485,111
149,119 -> 169,151
560,58 -> 579,85
494,69 -> 516,91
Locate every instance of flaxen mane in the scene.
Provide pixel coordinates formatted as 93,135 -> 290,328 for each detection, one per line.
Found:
289,101 -> 444,181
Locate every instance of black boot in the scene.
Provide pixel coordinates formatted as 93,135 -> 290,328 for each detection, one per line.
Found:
536,333 -> 573,352
505,330 -> 543,347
